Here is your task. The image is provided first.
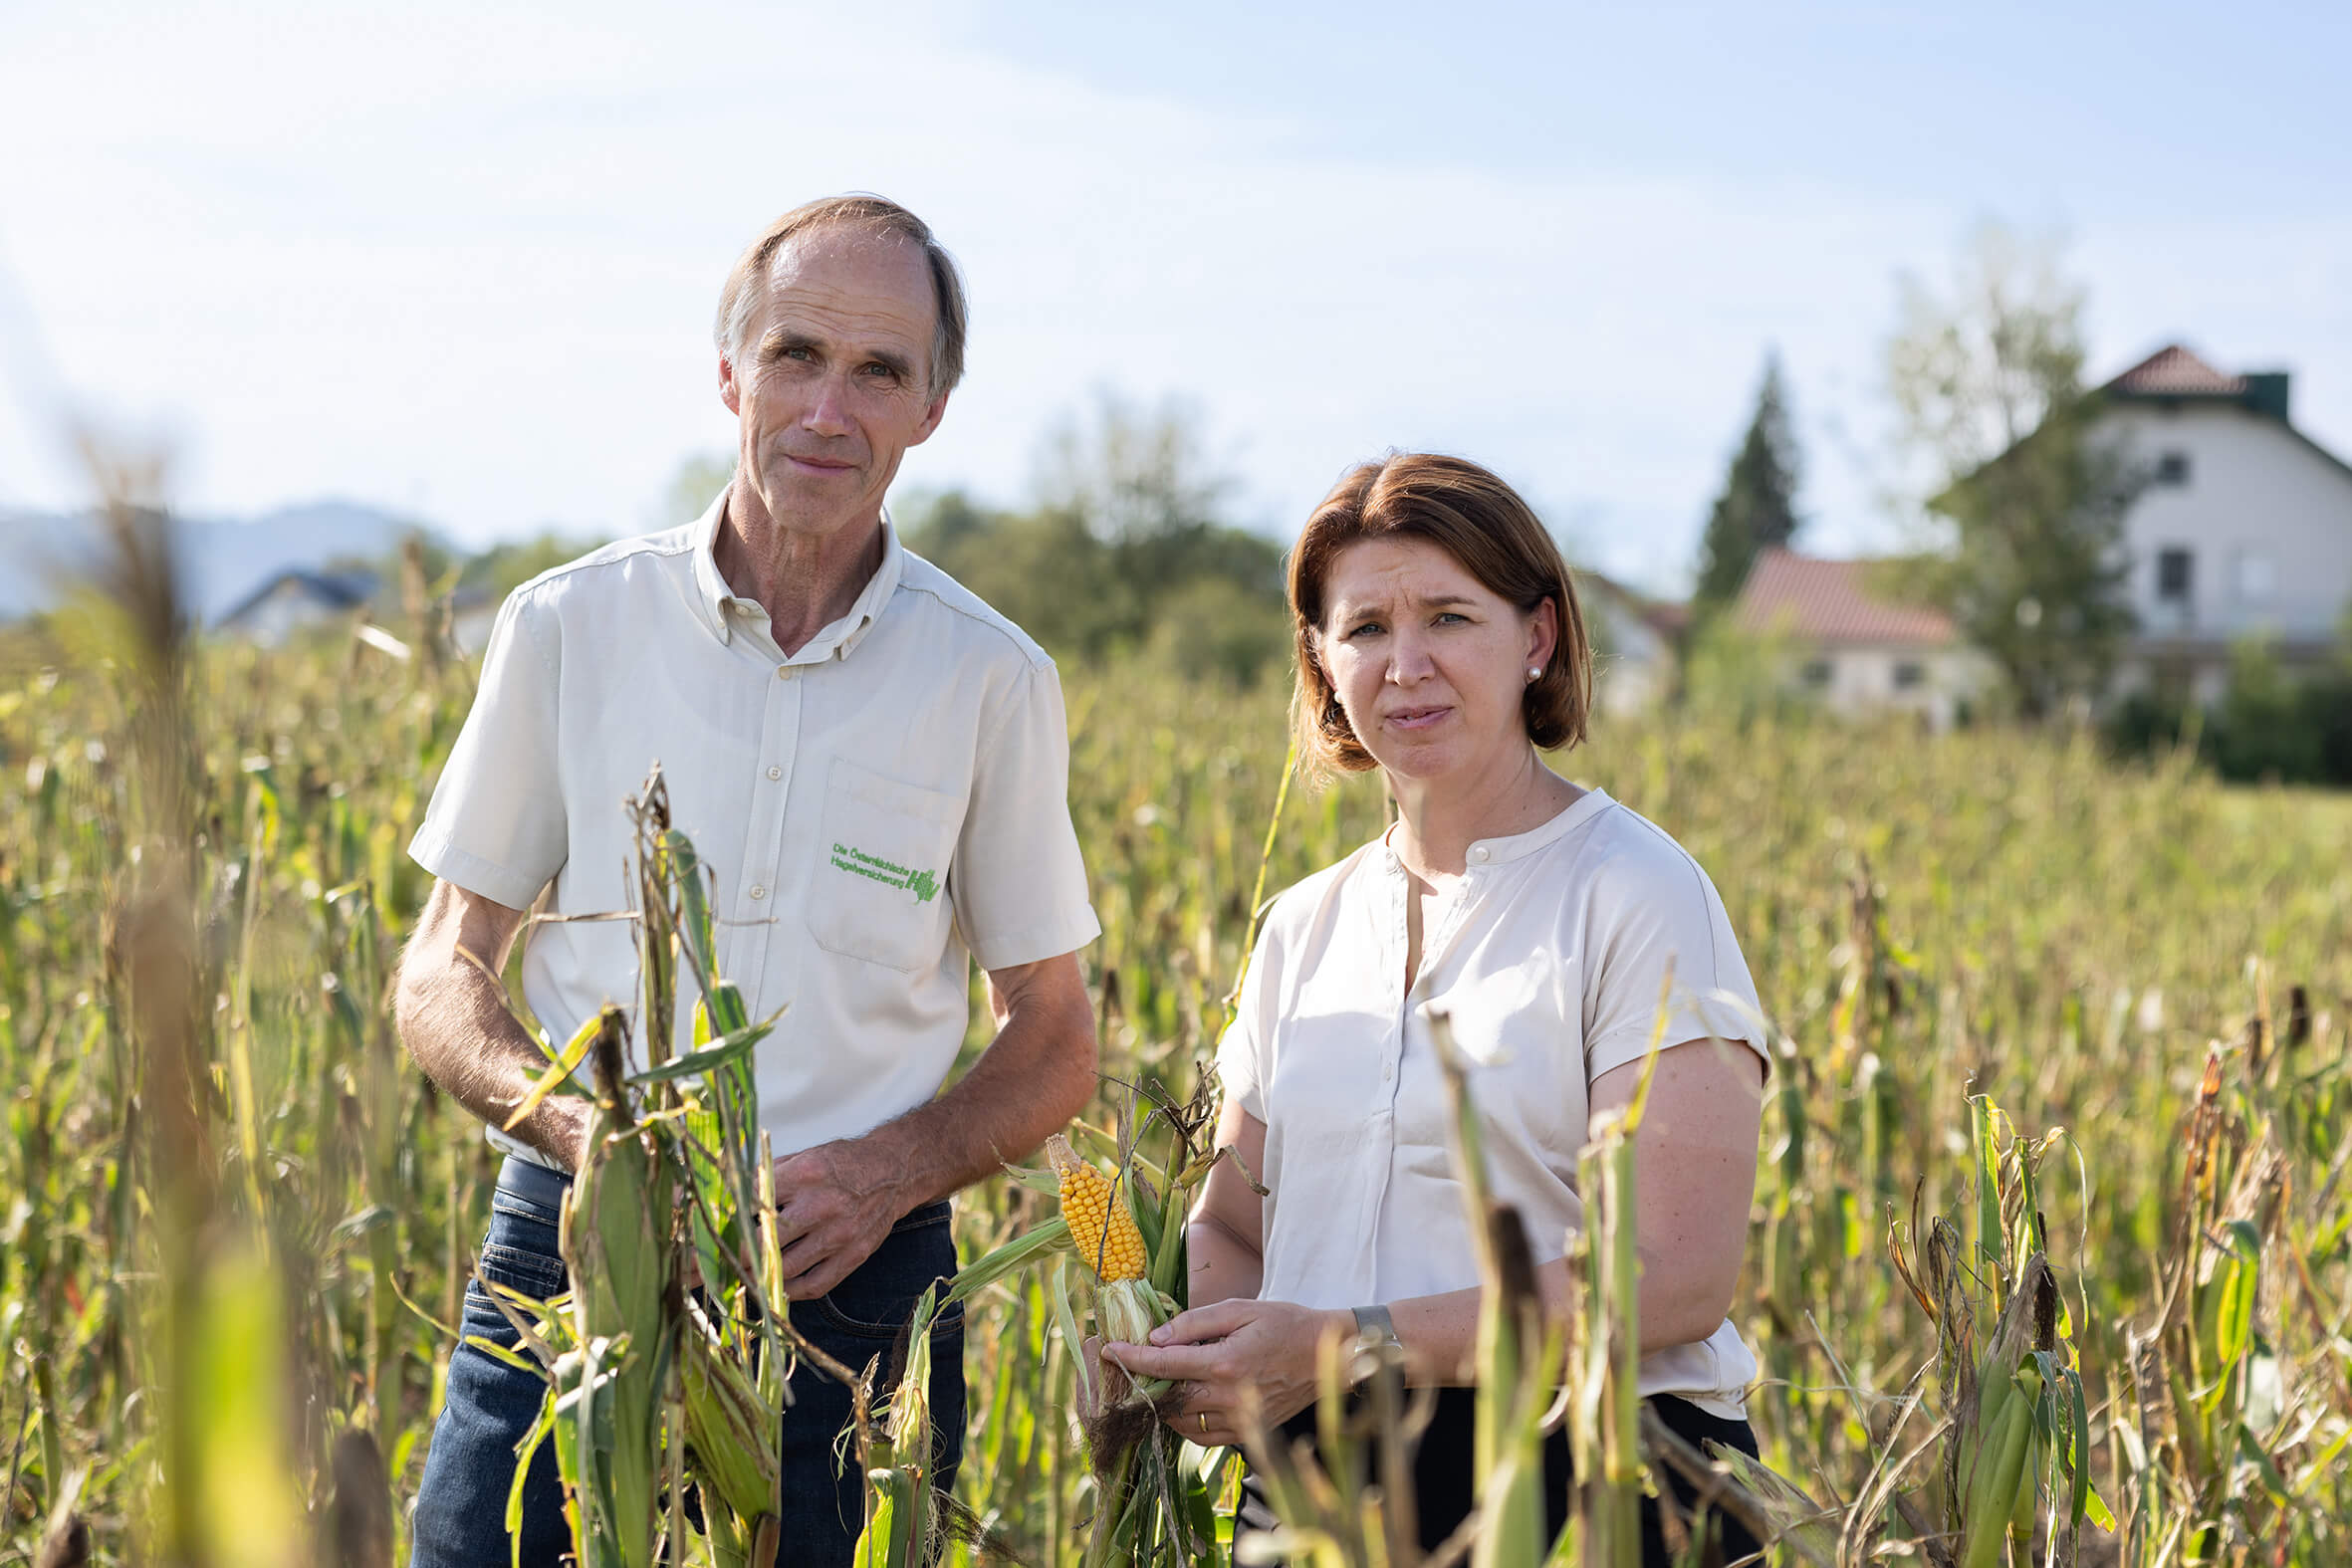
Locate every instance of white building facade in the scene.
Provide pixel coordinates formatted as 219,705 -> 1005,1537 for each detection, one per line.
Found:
2099,345 -> 2352,705
1577,570 -> 1683,718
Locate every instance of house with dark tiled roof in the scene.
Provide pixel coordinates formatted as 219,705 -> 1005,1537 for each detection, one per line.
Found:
1730,549 -> 1994,729
215,567 -> 379,646
2097,344 -> 2352,703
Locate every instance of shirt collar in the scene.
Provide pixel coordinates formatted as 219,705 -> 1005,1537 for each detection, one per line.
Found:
1474,784 -> 1615,864
1380,784 -> 1618,872
689,492 -> 906,661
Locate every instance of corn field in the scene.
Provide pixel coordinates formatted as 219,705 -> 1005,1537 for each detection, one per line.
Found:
2,520 -> 2350,1565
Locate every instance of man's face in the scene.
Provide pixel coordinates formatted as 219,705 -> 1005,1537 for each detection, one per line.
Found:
720,228 -> 949,543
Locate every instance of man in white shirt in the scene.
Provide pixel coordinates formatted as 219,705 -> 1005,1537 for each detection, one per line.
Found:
398,195 -> 1101,1567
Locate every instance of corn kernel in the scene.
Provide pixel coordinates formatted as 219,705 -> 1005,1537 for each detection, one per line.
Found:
1047,1136 -> 1147,1282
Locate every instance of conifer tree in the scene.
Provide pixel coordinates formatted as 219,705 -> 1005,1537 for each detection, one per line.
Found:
1692,353 -> 1803,619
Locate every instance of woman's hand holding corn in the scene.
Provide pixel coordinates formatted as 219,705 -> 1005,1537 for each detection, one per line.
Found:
1104,1298 -> 1354,1448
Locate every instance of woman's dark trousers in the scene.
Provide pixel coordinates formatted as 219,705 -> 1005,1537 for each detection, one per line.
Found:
1239,1385 -> 1764,1567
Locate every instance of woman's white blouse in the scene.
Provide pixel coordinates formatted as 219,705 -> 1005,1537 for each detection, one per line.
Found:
1217,786 -> 1769,1420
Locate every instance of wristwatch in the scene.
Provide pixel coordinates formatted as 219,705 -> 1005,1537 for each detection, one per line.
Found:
1350,1303 -> 1402,1357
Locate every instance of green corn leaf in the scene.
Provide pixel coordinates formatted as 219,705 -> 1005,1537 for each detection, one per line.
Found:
2291,1424 -> 2352,1497
1048,1257 -> 1091,1412
1006,1164 -> 1061,1199
507,1399 -> 557,1568
622,1015 -> 777,1085
2060,1362 -> 2094,1527
464,1334 -> 544,1374
945,1218 -> 1070,1307
2236,1425 -> 2292,1507
2208,1227 -> 2259,1379
1971,1095 -> 2003,1273
503,1011 -> 603,1131
1150,1164 -> 1188,1298
1129,1167 -> 1164,1260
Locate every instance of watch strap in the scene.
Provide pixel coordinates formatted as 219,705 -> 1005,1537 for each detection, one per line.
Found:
1350,1302 -> 1400,1352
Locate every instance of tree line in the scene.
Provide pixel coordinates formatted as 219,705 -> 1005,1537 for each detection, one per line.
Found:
330,221 -> 2349,784
894,394 -> 1292,687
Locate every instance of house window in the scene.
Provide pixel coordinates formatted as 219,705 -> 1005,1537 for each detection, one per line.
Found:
2154,450 -> 2192,487
1892,661 -> 1926,691
2234,549 -> 2276,604
1800,658 -> 1833,689
2156,548 -> 2195,602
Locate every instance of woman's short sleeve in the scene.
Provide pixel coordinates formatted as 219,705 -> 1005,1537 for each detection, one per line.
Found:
1580,832 -> 1768,1084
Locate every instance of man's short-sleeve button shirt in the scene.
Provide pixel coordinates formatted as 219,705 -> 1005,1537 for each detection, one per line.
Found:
409,497 -> 1101,1167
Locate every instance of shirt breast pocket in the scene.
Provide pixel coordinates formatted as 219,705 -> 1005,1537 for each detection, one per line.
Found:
811,759 -> 963,972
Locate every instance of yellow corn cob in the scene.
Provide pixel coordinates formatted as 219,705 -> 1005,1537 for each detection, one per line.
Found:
1048,1136 -> 1146,1282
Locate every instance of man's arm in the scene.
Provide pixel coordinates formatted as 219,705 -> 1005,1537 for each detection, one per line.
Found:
393,878 -> 590,1172
768,950 -> 1097,1298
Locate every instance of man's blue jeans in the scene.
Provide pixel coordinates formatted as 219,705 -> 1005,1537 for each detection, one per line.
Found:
409,1157 -> 967,1567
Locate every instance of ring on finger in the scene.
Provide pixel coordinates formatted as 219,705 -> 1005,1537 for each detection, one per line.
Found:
1196,1411 -> 1208,1437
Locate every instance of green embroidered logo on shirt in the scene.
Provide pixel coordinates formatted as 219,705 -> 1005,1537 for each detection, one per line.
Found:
830,843 -> 940,904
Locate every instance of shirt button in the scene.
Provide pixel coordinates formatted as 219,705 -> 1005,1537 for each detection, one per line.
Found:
766,766 -> 782,781
776,666 -> 795,681
1382,1062 -> 1394,1080
749,885 -> 767,900
1470,846 -> 1490,864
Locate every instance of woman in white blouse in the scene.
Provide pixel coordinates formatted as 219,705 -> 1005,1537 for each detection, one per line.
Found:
1106,454 -> 1769,1563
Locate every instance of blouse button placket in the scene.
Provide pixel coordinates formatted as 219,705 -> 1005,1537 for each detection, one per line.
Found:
1382,858 -> 1408,1110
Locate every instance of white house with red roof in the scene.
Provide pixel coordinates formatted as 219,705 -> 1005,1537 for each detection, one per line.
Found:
1731,342 -> 2352,719
1730,549 -> 1992,729
2098,344 -> 2352,703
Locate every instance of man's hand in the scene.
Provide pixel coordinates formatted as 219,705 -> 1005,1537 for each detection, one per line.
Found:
768,1137 -> 912,1300
761,952 -> 1093,1301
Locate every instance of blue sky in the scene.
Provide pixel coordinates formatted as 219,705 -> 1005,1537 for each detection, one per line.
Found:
3,0 -> 2346,591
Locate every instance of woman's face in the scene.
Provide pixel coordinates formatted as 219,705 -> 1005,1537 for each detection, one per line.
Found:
1315,537 -> 1556,787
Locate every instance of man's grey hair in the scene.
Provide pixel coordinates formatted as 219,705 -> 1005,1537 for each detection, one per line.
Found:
714,194 -> 969,397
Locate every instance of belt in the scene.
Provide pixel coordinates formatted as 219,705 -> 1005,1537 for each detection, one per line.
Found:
495,1153 -> 574,1215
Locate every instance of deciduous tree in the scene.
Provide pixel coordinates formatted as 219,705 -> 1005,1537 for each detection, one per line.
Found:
901,394 -> 1289,683
1887,224 -> 2141,720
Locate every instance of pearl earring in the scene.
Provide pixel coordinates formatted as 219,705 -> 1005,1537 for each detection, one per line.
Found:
1527,667 -> 1541,682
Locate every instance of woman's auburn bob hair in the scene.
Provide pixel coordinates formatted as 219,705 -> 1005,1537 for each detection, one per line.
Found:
1289,452 -> 1595,779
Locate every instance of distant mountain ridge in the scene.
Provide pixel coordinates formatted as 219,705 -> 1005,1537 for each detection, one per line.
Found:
0,499 -> 433,624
